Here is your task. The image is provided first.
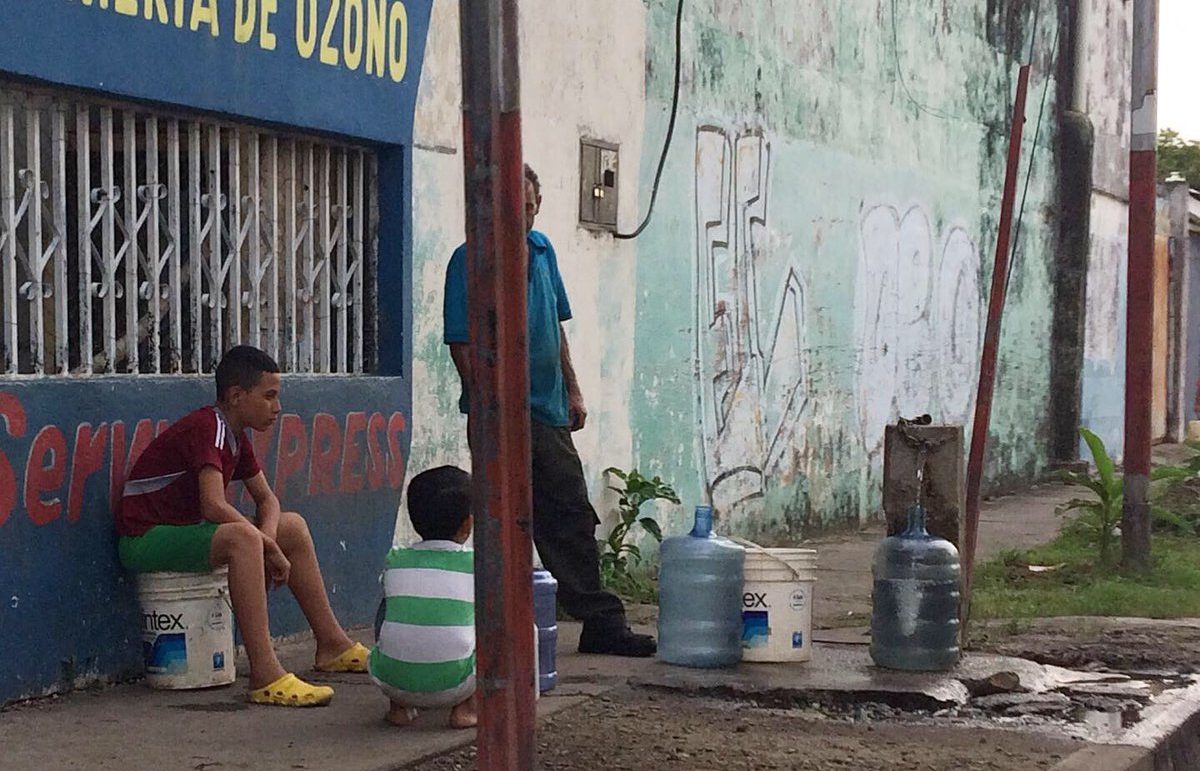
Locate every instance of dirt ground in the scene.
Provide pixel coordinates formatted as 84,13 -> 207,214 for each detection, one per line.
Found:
411,689 -> 1081,771
970,617 -> 1200,672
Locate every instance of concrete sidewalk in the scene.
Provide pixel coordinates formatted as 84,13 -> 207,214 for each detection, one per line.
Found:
0,621 -> 658,771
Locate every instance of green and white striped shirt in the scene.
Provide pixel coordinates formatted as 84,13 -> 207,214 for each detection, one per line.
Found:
369,541 -> 475,699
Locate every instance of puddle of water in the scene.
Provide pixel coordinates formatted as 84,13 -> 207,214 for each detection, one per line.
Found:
1080,709 -> 1122,734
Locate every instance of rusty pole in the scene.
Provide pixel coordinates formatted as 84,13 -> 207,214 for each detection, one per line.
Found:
1123,0 -> 1159,571
962,63 -> 1031,610
458,0 -> 537,767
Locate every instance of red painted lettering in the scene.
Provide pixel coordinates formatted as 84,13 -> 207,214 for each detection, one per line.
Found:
308,413 -> 341,497
0,392 -> 28,437
109,421 -> 127,513
366,412 -> 387,491
67,423 -> 110,522
25,426 -> 67,526
273,414 -> 307,500
157,419 -> 171,437
0,392 -> 26,527
339,412 -> 367,494
386,412 -> 407,489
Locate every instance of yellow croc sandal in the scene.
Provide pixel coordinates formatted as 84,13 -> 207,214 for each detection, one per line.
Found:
249,673 -> 334,707
315,642 -> 371,674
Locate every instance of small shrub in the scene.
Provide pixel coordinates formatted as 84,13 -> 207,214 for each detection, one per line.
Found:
599,468 -> 680,603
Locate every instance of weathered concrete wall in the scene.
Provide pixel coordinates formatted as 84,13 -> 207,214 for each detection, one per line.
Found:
401,0 -> 648,542
405,0 -> 1126,544
627,0 -> 1061,540
1077,0 -> 1132,457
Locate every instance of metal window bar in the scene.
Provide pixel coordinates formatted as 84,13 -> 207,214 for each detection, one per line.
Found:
0,83 -> 377,376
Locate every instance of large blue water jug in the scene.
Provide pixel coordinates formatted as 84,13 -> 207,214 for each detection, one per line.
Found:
532,569 -> 558,693
658,505 -> 745,668
870,504 -> 961,671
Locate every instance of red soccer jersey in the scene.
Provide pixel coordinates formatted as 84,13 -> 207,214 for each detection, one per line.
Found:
116,406 -> 262,537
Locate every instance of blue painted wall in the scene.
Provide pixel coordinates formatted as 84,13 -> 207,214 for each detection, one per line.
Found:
0,377 -> 410,703
0,0 -> 432,703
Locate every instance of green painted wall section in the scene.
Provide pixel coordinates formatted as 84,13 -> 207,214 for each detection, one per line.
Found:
628,0 -> 1062,541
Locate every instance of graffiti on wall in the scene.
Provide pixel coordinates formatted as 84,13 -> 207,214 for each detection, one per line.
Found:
694,126 -> 809,515
852,203 -> 982,457
0,392 -> 408,531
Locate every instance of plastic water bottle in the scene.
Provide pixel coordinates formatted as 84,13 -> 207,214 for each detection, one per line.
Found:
870,504 -> 961,671
532,569 -> 558,693
658,505 -> 745,668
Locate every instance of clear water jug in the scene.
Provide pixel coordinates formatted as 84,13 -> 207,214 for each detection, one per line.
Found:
658,505 -> 745,668
870,504 -> 961,671
532,569 -> 558,693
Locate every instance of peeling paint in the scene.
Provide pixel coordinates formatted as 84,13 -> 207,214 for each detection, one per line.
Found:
405,0 -> 1128,546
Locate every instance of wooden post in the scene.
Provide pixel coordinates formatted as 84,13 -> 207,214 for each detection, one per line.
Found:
883,424 -> 964,549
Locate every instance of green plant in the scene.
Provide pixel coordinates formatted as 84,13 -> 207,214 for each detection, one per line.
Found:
598,468 -> 680,602
1058,428 -> 1194,566
1058,428 -> 1124,566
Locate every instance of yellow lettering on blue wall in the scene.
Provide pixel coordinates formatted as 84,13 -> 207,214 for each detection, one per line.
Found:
388,0 -> 407,83
260,0 -> 278,50
296,0 -> 317,59
144,0 -> 170,24
234,0 -> 255,43
365,0 -> 386,78
343,0 -> 364,71
190,0 -> 219,36
114,0 -> 138,15
174,0 -> 186,27
319,0 -> 342,66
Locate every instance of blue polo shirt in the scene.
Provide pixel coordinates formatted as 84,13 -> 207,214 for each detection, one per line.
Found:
443,230 -> 573,427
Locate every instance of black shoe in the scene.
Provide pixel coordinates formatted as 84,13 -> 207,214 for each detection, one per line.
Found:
578,625 -> 657,657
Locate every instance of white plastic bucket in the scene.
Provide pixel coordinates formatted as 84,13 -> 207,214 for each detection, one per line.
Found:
136,569 -> 236,689
739,546 -> 818,663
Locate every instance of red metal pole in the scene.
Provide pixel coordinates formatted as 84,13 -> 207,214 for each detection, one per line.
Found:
962,64 -> 1031,611
1123,0 -> 1159,572
458,0 -> 537,768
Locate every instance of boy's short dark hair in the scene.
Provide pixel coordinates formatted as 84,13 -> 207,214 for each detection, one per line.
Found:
215,346 -> 281,401
407,466 -> 471,541
524,163 -> 541,197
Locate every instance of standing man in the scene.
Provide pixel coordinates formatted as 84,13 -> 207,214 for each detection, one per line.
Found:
443,164 -> 655,657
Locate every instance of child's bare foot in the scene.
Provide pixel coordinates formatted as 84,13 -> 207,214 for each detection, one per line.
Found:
386,704 -> 418,727
448,697 -> 477,729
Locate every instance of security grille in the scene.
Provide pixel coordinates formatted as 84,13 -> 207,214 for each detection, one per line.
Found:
0,83 -> 378,376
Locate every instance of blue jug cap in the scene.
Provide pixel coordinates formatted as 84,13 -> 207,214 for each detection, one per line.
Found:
690,505 -> 714,538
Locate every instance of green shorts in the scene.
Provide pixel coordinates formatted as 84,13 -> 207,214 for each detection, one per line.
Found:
118,522 -> 220,573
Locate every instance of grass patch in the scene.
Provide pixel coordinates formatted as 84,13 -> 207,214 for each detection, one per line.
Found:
972,531 -> 1200,619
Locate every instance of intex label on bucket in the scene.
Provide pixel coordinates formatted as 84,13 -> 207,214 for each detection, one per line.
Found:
143,611 -> 185,632
144,633 -> 188,674
742,610 -> 770,648
742,592 -> 769,609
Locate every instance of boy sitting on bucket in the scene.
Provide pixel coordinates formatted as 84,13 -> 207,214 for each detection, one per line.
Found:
115,345 -> 370,707
369,466 -> 478,729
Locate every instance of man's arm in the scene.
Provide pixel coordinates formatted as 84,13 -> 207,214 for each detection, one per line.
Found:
560,326 -> 587,431
243,472 -> 282,542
